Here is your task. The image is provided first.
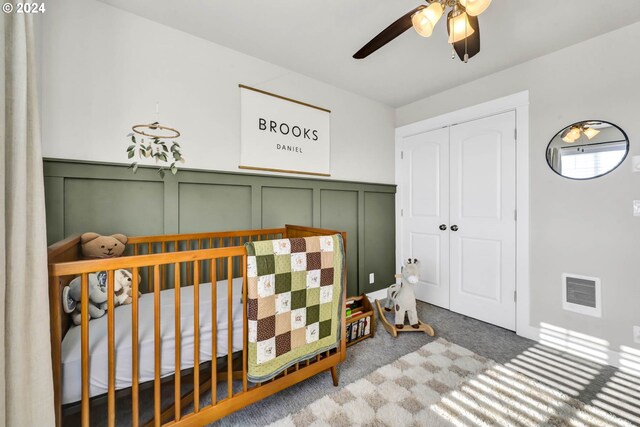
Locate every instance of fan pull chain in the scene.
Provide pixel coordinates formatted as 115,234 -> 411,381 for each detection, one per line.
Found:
464,22 -> 469,63
463,10 -> 469,63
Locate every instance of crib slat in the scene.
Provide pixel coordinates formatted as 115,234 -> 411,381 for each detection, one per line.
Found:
174,263 -> 181,421
187,241 -> 192,284
153,265 -> 161,427
107,270 -> 116,427
242,254 -> 248,392
194,261 -> 200,412
81,273 -> 90,427
227,256 -> 233,399
161,242 -> 166,290
148,243 -> 153,293
197,240 -> 202,283
211,258 -> 217,405
132,267 -> 140,427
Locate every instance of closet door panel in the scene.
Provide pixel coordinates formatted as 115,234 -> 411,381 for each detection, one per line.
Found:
398,127 -> 450,309
449,111 -> 517,330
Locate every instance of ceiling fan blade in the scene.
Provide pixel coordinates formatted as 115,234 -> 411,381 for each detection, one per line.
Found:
448,15 -> 481,62
353,5 -> 426,59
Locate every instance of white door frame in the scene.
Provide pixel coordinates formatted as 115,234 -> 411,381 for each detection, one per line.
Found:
395,90 -> 531,338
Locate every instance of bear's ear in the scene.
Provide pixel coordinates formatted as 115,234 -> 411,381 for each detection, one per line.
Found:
81,232 -> 101,245
111,234 -> 128,245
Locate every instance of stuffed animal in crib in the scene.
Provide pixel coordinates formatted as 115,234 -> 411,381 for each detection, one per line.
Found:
80,233 -> 137,303
62,269 -> 138,325
384,258 -> 420,329
114,269 -> 140,306
80,232 -> 128,259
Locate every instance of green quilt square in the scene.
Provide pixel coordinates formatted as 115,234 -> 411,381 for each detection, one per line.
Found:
245,244 -> 256,257
319,319 -> 332,339
291,271 -> 307,291
275,273 -> 291,294
291,289 -> 306,310
274,254 -> 291,274
256,255 -> 275,276
319,302 -> 333,322
253,241 -> 274,256
306,304 -> 320,325
306,287 -> 320,306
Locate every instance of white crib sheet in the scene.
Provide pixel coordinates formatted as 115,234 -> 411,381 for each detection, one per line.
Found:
61,278 -> 244,404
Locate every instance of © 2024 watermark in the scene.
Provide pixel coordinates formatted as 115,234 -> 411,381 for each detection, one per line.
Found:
3,2 -> 46,13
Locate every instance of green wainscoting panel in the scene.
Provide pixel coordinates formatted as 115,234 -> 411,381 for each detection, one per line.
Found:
43,160 -> 395,295
179,183 -> 252,232
44,177 -> 64,244
320,190 -> 358,297
261,187 -> 313,229
363,191 -> 396,293
64,178 -> 164,237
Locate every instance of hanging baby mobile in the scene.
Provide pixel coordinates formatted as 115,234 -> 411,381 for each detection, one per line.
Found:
126,104 -> 185,178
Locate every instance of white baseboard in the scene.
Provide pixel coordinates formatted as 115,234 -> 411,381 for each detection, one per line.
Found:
366,288 -> 387,301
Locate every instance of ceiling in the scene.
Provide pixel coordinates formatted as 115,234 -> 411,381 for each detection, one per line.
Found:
98,0 -> 640,107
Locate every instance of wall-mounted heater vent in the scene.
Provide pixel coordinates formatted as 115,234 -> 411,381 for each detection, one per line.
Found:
562,273 -> 601,318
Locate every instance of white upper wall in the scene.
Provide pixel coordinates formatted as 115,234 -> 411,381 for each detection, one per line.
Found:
37,0 -> 395,184
397,22 -> 640,353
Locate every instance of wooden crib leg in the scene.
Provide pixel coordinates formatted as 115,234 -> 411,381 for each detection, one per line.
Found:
330,366 -> 339,387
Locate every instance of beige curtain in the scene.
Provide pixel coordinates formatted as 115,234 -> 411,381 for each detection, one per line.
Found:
2,9 -> 55,427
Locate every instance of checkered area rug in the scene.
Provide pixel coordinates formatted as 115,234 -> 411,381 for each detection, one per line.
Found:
269,338 -> 633,427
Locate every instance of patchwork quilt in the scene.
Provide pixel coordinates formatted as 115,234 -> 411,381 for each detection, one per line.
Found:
245,234 -> 345,382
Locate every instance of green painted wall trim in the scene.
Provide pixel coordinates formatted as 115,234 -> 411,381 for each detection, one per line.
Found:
43,160 -> 397,296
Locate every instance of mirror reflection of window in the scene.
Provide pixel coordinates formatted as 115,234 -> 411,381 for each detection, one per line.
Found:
559,142 -> 627,179
546,121 -> 629,180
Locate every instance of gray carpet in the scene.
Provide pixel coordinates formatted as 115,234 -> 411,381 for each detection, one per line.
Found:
85,301 -> 637,425
205,301 -> 632,426
269,338 -> 634,427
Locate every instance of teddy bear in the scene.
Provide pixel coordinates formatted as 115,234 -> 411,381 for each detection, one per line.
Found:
61,232 -> 133,325
62,269 -> 138,325
80,232 -> 128,259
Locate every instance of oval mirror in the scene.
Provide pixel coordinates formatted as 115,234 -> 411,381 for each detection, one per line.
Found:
546,120 -> 629,180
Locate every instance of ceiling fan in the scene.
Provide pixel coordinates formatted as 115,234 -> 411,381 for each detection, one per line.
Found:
353,0 -> 491,63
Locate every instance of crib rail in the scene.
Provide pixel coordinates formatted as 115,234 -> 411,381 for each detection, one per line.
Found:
48,225 -> 346,427
126,229 -> 286,294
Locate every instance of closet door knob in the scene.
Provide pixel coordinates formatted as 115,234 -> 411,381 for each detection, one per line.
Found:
439,224 -> 447,231
451,225 -> 459,232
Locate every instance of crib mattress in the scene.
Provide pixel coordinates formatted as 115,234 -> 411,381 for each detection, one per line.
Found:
61,278 -> 244,405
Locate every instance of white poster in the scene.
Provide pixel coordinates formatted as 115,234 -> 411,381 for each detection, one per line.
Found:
240,85 -> 331,176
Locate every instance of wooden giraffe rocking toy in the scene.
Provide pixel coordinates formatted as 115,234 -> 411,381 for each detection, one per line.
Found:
375,258 -> 435,337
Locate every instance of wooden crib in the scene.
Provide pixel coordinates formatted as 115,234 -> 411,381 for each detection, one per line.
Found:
48,225 -> 347,427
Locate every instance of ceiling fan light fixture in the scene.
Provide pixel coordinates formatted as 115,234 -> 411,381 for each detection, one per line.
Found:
447,11 -> 475,44
412,10 -> 435,37
412,3 -> 443,37
459,0 -> 492,17
562,127 -> 582,143
424,2 -> 444,25
583,127 -> 600,139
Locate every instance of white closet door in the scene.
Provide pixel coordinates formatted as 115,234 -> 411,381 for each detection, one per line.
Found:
449,111 -> 517,330
398,127 -> 450,309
